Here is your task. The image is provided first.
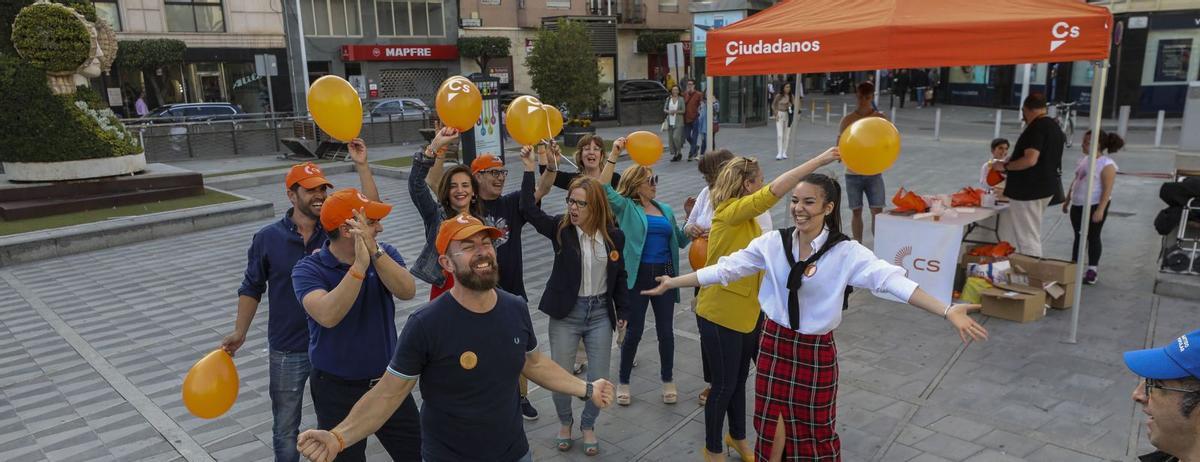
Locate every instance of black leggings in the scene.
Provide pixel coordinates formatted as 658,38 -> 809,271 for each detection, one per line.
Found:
1070,203 -> 1109,266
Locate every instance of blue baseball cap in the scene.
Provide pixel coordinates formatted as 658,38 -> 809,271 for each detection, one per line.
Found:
1123,329 -> 1200,380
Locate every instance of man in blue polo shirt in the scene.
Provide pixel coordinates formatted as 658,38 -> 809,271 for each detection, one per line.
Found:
219,140 -> 379,462
291,188 -> 421,461
1125,328 -> 1200,462
295,214 -> 615,462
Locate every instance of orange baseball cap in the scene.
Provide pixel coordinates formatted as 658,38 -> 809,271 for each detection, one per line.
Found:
436,214 -> 502,255
319,188 -> 392,232
285,162 -> 333,190
470,154 -> 504,174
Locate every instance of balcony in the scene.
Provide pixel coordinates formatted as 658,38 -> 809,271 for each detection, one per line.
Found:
589,0 -> 646,25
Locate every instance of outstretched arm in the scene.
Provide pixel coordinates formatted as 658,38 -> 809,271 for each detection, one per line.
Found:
297,374 -> 417,462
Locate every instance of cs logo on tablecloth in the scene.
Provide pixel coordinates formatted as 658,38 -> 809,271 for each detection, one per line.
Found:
893,246 -> 941,276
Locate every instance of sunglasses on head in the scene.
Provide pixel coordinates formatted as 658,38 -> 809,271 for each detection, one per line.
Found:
646,175 -> 659,186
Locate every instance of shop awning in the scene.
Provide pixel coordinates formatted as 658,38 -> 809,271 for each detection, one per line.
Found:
705,0 -> 1113,76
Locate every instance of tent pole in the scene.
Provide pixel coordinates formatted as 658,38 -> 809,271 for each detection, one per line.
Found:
1066,59 -> 1109,345
706,76 -> 714,154
1019,63 -> 1032,116
874,69 -> 881,107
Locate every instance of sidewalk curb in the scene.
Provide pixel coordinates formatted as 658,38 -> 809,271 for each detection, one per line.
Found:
203,163 -> 409,190
0,188 -> 272,267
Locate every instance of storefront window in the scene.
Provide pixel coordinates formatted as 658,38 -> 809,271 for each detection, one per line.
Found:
165,0 -> 225,33
188,63 -> 227,103
948,66 -> 988,84
598,56 -> 615,118
1142,30 -> 1200,85
94,0 -> 121,31
226,62 -> 268,113
375,0 -> 444,37
303,0 -> 363,36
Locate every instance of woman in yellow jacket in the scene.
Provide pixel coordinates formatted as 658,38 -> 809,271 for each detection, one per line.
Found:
696,147 -> 839,462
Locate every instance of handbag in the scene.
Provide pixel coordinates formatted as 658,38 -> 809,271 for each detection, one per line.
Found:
661,119 -> 669,132
1048,177 -> 1066,206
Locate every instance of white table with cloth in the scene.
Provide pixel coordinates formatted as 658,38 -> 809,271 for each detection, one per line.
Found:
872,205 -> 1007,305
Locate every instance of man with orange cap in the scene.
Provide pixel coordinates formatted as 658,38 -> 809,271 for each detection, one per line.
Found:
291,188 -> 421,460
297,214 -> 614,462
219,139 -> 379,462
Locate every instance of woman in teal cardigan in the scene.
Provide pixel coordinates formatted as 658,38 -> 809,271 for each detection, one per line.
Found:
601,150 -> 690,406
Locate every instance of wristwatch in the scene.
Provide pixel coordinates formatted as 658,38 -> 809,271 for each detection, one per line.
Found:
372,246 -> 385,261
578,382 -> 593,402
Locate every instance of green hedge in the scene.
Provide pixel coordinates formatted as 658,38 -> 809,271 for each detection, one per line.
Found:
0,55 -> 140,163
114,39 -> 186,71
11,2 -> 91,73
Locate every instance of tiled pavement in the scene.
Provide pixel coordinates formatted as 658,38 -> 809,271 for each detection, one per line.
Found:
0,104 -> 1192,461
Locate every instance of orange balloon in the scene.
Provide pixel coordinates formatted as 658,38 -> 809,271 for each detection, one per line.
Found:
689,237 -> 708,270
182,349 -> 239,419
626,131 -> 663,166
506,95 -> 548,146
435,76 -> 483,131
838,117 -> 901,175
543,105 -> 564,139
307,75 -> 362,141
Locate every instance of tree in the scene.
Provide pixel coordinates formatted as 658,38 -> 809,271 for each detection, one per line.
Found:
526,19 -> 602,122
114,39 -> 186,107
636,31 -> 681,54
458,36 -> 510,76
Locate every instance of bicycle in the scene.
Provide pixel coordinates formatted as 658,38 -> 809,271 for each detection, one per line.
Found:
1052,101 -> 1077,148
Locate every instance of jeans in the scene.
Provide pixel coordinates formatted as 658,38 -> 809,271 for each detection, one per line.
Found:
620,263 -> 676,384
697,316 -> 759,453
549,295 -> 613,430
844,173 -> 886,210
1070,203 -> 1109,266
270,350 -> 311,462
310,370 -> 421,461
686,121 -> 700,157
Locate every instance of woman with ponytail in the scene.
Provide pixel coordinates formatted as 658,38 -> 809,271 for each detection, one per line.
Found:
688,147 -> 840,462
1062,130 -> 1122,284
643,173 -> 988,462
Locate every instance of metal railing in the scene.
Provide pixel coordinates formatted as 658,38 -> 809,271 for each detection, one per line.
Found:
121,112 -> 434,162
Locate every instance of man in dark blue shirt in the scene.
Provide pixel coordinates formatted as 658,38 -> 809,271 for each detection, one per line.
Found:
291,188 -> 421,461
219,142 -> 379,462
296,215 -> 615,462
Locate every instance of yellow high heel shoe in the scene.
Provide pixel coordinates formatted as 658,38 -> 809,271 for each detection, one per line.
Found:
725,434 -> 753,462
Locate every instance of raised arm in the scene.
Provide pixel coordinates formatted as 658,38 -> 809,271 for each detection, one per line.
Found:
598,137 -> 626,186
424,128 -> 461,191
519,145 -> 560,239
347,138 -> 380,202
769,147 -> 840,198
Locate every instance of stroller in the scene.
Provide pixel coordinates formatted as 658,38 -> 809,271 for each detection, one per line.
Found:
1157,177 -> 1200,275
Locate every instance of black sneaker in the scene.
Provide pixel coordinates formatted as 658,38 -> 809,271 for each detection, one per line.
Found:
520,396 -> 538,420
1083,269 -> 1098,285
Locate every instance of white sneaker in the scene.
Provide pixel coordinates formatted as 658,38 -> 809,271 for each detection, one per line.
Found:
775,153 -> 783,160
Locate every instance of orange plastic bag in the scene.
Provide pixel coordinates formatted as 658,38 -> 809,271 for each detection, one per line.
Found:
967,241 -> 1015,258
951,187 -> 984,207
986,169 -> 1005,187
891,188 -> 928,213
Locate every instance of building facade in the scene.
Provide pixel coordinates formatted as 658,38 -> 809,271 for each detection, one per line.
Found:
97,0 -> 292,116
457,0 -> 691,120
690,0 -> 773,127
282,0 -> 461,112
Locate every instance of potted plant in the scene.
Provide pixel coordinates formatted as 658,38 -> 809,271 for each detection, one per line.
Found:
526,19 -> 602,147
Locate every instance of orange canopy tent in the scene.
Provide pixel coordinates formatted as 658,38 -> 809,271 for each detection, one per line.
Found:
704,0 -> 1112,76
701,0 -> 1113,342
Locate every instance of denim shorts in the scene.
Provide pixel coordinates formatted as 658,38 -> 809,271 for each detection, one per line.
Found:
844,173 -> 886,210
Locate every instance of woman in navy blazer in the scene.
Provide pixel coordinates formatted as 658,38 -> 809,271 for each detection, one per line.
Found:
520,146 -> 628,457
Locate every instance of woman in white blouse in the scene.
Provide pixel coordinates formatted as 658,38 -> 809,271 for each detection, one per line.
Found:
644,173 -> 987,461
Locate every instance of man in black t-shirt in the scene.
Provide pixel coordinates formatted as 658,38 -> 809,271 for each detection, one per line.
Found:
992,93 -> 1064,257
296,215 -> 615,462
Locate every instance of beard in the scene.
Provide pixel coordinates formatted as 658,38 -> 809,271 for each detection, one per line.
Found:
454,254 -> 499,291
297,201 -> 321,220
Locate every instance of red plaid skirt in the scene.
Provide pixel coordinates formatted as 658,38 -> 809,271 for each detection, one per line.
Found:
753,318 -> 840,461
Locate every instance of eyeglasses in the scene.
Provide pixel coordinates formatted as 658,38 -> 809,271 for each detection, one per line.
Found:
1144,378 -> 1200,397
566,198 -> 589,209
478,169 -> 509,179
646,175 -> 659,186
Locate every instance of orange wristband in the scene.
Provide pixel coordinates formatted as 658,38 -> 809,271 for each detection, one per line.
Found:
330,430 -> 345,453
348,269 -> 365,281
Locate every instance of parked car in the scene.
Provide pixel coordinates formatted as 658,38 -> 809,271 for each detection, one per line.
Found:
364,98 -> 431,121
137,102 -> 244,124
618,79 -> 669,103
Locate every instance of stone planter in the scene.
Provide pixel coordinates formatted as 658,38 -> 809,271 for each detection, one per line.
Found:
3,152 -> 147,182
562,125 -> 596,147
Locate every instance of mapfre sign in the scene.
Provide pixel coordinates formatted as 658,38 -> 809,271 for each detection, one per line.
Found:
340,45 -> 459,62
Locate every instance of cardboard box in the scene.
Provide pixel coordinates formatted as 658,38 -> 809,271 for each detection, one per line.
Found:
1008,254 -> 1077,285
981,283 -> 1047,323
1029,277 -> 1075,309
